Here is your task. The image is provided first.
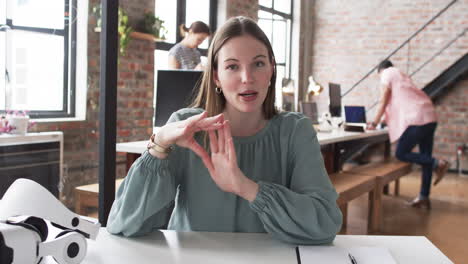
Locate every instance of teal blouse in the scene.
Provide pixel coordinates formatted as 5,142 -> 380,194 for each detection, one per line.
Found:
107,108 -> 342,245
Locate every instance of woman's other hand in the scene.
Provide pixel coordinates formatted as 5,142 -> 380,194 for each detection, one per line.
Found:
205,120 -> 259,202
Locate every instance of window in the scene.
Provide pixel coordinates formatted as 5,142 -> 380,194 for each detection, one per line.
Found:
0,0 -> 77,118
154,0 -> 217,70
258,0 -> 293,109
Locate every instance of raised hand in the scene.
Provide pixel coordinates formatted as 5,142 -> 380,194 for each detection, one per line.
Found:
155,111 -> 224,163
204,120 -> 259,202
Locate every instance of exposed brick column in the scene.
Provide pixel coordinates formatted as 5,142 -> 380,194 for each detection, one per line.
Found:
31,0 -> 155,208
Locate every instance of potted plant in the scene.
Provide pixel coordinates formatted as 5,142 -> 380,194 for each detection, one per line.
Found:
135,12 -> 167,40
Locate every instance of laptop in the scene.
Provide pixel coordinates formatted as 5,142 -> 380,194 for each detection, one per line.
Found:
344,105 -> 367,132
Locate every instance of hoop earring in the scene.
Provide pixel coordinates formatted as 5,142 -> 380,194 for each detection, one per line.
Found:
215,87 -> 222,94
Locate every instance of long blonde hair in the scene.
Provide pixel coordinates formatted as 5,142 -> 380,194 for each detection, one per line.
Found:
190,16 -> 278,120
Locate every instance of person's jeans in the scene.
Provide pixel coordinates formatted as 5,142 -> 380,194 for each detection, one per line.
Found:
395,122 -> 437,198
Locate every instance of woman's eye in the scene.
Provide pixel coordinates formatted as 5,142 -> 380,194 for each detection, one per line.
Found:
255,61 -> 265,67
226,64 -> 238,70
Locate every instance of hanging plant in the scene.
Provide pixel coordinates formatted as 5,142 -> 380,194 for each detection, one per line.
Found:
92,5 -> 133,56
118,8 -> 133,56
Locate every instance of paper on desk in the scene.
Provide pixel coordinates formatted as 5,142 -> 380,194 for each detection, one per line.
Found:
298,246 -> 396,264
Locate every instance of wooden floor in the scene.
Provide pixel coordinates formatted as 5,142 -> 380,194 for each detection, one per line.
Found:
344,169 -> 468,263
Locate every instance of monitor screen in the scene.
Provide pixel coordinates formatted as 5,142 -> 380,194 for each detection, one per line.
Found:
328,83 -> 341,116
344,105 -> 367,123
154,70 -> 203,126
329,83 -> 341,117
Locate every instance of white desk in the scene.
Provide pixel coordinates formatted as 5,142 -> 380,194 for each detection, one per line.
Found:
316,128 -> 387,145
331,235 -> 453,263
116,139 -> 148,154
0,131 -> 63,147
116,128 -> 388,154
46,229 -> 452,263
116,128 -> 388,173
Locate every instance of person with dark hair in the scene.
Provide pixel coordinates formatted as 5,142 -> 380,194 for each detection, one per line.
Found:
107,16 -> 342,245
368,60 -> 450,209
377,59 -> 393,73
168,21 -> 211,70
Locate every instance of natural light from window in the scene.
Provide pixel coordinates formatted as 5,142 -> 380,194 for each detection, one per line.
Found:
155,0 -> 176,43
258,0 -> 292,111
1,0 -> 70,114
12,0 -> 64,29
0,31 -> 5,110
185,0 -> 210,49
11,31 -> 64,110
155,0 -> 210,49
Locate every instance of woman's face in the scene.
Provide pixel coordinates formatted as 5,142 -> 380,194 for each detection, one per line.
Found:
189,32 -> 209,47
214,35 -> 273,116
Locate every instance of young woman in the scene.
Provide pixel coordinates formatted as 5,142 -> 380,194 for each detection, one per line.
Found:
368,60 -> 450,209
168,21 -> 210,70
107,16 -> 342,245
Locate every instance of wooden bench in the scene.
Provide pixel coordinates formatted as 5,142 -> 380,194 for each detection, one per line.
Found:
329,172 -> 377,233
346,160 -> 412,231
74,179 -> 124,215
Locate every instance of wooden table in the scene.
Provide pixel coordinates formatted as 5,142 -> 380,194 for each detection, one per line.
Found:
74,179 -> 124,215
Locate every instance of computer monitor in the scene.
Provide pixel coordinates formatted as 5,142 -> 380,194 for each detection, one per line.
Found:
344,105 -> 366,124
154,70 -> 203,126
329,83 -> 341,117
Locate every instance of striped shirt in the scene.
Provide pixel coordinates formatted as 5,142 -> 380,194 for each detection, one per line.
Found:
168,43 -> 201,70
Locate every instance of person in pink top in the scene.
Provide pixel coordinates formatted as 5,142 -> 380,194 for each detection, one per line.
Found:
367,60 -> 450,209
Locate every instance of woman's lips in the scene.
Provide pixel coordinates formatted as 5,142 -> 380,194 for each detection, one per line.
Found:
239,91 -> 258,102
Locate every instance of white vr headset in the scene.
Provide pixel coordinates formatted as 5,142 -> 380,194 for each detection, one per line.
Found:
0,179 -> 100,264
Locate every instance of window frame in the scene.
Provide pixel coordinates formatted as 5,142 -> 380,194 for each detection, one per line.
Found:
0,0 -> 76,119
155,0 -> 217,57
258,1 -> 293,79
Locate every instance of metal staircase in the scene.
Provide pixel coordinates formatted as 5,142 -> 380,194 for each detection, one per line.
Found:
423,53 -> 468,100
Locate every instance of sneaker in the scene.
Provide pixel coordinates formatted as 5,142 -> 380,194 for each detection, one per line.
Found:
408,197 -> 431,209
434,160 -> 450,186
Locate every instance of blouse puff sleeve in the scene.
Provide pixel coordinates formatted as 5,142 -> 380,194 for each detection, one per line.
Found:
106,112 -> 184,237
249,116 -> 343,245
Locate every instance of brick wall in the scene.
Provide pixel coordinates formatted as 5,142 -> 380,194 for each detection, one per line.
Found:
433,76 -> 468,167
226,0 -> 259,20
310,0 -> 467,113
309,0 -> 467,168
30,0 -> 155,208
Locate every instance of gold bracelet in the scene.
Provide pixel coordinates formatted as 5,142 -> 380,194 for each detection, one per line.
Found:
147,133 -> 173,154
